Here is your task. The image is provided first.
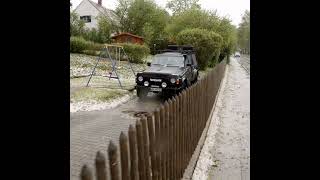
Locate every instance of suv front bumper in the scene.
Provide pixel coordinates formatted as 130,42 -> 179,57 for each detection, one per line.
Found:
136,85 -> 184,94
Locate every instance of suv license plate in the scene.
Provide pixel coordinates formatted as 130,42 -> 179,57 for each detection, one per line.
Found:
150,87 -> 162,92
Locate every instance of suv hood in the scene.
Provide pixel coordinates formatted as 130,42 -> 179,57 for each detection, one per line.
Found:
143,66 -> 185,75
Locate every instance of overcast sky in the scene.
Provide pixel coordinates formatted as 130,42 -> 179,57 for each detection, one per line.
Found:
71,0 -> 250,26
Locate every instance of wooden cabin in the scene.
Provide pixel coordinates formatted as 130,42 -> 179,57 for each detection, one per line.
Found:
111,32 -> 144,45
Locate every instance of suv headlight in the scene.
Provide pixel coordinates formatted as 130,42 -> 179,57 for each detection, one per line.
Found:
138,76 -> 143,81
170,78 -> 176,84
161,82 -> 167,88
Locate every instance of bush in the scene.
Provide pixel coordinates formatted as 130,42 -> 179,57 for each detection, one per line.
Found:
82,50 -> 99,56
117,43 -> 150,64
176,28 -> 223,70
70,36 -> 105,54
70,37 -> 150,63
70,36 -> 89,53
86,41 -> 104,51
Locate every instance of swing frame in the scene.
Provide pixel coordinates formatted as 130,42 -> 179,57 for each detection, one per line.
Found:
86,44 -> 136,89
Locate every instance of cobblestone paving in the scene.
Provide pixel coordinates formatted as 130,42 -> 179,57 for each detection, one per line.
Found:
70,94 -> 164,180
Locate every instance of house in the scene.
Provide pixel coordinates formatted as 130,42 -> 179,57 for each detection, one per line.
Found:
111,32 -> 144,45
73,0 -> 119,30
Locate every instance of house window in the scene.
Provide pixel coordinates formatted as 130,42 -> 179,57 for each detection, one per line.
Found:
80,16 -> 91,23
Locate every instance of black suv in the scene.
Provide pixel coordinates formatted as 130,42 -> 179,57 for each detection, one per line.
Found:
136,45 -> 199,98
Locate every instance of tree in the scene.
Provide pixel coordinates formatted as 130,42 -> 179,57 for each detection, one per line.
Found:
125,0 -> 157,35
215,17 -> 237,61
165,8 -> 219,40
166,0 -> 200,15
81,16 -> 112,43
176,28 -> 223,70
237,10 -> 250,54
142,7 -> 170,47
115,0 -> 133,32
165,8 -> 237,63
115,0 -> 170,49
97,15 -> 112,43
70,12 -> 85,37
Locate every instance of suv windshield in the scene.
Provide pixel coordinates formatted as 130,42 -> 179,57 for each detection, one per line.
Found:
151,55 -> 184,67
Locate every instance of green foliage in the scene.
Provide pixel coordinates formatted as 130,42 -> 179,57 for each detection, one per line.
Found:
125,0 -> 157,35
237,10 -> 250,54
117,43 -> 150,63
165,8 -> 220,41
70,36 -> 104,54
215,17 -> 238,60
176,28 -> 223,70
70,12 -> 85,37
70,36 -> 89,53
166,8 -> 237,61
115,0 -> 133,32
82,50 -> 99,56
115,0 -> 170,50
82,16 -> 112,44
97,15 -> 112,43
142,7 -> 170,50
166,0 -> 200,15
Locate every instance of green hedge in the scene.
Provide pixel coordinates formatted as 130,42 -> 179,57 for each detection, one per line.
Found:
117,43 -> 150,64
70,36 -> 89,53
70,36 -> 104,54
176,28 -> 223,70
70,37 -> 150,63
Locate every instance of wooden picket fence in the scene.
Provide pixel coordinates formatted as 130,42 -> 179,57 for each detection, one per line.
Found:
80,60 -> 227,180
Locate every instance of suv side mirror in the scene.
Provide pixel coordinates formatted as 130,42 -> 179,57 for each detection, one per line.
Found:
147,62 -> 151,66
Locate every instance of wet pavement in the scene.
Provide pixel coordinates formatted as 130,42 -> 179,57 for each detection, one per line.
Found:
70,93 -> 165,179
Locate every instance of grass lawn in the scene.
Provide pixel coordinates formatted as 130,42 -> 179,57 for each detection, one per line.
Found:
71,87 -> 130,102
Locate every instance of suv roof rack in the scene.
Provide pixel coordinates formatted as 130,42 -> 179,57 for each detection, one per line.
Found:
167,45 -> 194,51
156,45 -> 195,54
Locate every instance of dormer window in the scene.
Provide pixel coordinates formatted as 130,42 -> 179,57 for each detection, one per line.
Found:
80,16 -> 91,23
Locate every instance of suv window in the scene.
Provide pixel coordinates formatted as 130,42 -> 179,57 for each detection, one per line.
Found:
192,54 -> 197,66
152,55 -> 184,67
185,55 -> 192,66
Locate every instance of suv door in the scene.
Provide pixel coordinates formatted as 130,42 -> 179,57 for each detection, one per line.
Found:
184,55 -> 193,83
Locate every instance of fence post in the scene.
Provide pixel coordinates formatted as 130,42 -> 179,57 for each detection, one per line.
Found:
178,92 -> 183,178
159,105 -> 166,179
108,141 -> 120,180
80,165 -> 93,180
191,86 -> 196,152
186,88 -> 190,160
120,132 -> 130,180
141,116 -> 152,180
128,125 -> 139,180
164,101 -> 170,179
146,114 -> 157,180
168,99 -> 173,179
154,108 -> 161,180
190,86 -> 194,158
182,90 -> 187,171
95,151 -> 107,180
172,96 -> 177,179
136,119 -> 146,180
196,82 -> 201,144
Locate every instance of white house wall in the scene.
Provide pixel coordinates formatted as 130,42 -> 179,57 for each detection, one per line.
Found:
74,0 -> 99,29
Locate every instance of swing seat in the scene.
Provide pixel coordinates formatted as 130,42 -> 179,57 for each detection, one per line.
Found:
109,76 -> 119,79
